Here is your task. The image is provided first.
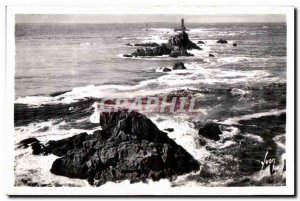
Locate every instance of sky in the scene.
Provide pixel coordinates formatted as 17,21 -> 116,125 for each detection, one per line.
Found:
15,14 -> 286,24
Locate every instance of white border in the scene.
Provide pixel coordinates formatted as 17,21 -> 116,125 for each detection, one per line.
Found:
5,6 -> 295,196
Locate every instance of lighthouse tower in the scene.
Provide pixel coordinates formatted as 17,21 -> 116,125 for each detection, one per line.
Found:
174,18 -> 189,32
181,19 -> 185,29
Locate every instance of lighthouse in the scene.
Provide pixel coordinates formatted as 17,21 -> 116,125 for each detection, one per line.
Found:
174,18 -> 189,32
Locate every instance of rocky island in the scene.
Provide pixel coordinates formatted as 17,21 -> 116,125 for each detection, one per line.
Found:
18,110 -> 200,186
123,19 -> 201,58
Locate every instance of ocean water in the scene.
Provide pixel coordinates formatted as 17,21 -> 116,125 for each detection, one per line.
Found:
14,22 -> 287,188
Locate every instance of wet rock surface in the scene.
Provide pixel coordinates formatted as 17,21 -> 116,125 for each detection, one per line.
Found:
162,67 -> 172,72
172,62 -> 186,70
217,39 -> 228,44
18,110 -> 199,186
198,123 -> 222,141
127,31 -> 201,58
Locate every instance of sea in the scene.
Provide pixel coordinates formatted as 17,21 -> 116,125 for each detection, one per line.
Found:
14,22 -> 287,188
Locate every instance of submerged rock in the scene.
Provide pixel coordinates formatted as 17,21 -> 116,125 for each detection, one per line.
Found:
198,123 -> 222,141
233,43 -> 237,47
19,110 -> 199,186
172,62 -> 186,70
209,54 -> 215,57
217,39 -> 228,44
123,54 -> 133,58
197,41 -> 205,44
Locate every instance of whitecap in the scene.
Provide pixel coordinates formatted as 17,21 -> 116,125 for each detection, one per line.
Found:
243,133 -> 264,143
221,109 -> 286,125
230,88 -> 250,96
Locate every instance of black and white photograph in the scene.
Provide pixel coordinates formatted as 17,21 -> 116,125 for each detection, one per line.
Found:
2,5 -> 295,196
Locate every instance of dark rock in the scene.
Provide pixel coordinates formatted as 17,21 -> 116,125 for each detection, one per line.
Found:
238,159 -> 262,173
131,43 -> 172,57
241,178 -> 251,183
198,138 -> 207,146
162,67 -> 172,72
131,52 -> 138,57
217,39 -> 228,44
233,43 -> 237,47
169,51 -> 179,58
205,146 -> 217,151
123,54 -> 133,58
18,137 -> 45,155
128,31 -> 200,58
172,62 -> 186,70
209,54 -> 215,57
137,49 -> 146,56
45,133 -> 91,156
20,110 -> 199,186
31,142 -> 43,155
164,128 -> 174,132
169,50 -> 193,58
145,48 -> 154,56
18,137 -> 40,148
199,165 -> 214,178
167,31 -> 201,50
134,43 -> 159,47
197,41 -> 205,44
125,43 -> 134,46
198,123 -> 222,141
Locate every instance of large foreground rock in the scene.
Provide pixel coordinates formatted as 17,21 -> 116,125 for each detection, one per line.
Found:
19,110 -> 199,186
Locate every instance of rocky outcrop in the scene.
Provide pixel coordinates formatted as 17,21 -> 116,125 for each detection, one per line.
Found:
133,42 -> 160,47
18,110 -> 199,186
197,41 -> 205,44
209,54 -> 215,57
233,43 -> 237,47
18,137 -> 44,155
168,31 -> 201,50
130,44 -> 171,57
125,43 -> 159,47
169,49 -> 194,58
217,39 -> 228,44
198,123 -> 222,141
172,62 -> 186,70
127,31 -> 201,58
162,67 -> 172,72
